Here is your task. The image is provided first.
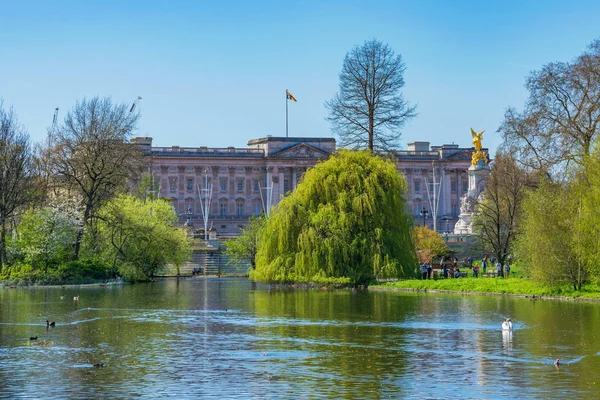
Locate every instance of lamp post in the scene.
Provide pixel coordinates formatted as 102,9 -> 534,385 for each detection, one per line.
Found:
420,207 -> 428,227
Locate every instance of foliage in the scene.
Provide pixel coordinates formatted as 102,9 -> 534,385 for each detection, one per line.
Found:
135,173 -> 161,201
224,214 -> 266,270
516,179 -> 586,290
500,38 -> 600,177
44,96 -> 143,259
412,226 -> 450,263
472,153 -> 532,267
578,155 -> 600,283
325,39 -> 416,152
0,101 -> 35,270
376,275 -> 600,299
252,150 -> 417,285
14,203 -> 82,273
96,194 -> 191,281
0,258 -> 111,285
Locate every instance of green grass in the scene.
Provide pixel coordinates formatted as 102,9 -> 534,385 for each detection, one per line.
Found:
375,275 -> 600,299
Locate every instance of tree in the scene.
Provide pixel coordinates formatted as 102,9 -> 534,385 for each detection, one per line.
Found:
325,39 -> 416,153
96,194 -> 190,281
0,101 -> 35,271
412,226 -> 450,264
16,201 -> 82,273
45,97 -> 143,259
500,38 -> 600,177
224,214 -> 266,270
516,179 -> 585,289
135,173 -> 161,202
252,150 -> 417,285
472,153 -> 532,270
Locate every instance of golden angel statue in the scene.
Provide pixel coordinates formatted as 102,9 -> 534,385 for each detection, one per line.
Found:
471,128 -> 484,151
470,128 -> 488,166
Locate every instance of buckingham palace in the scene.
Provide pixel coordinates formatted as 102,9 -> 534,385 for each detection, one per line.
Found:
132,136 -> 483,236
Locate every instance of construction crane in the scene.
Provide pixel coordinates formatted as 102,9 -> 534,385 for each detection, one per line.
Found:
51,107 -> 59,134
129,96 -> 142,113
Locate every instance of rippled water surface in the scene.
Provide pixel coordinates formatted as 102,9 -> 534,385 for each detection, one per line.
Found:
1,278 -> 600,399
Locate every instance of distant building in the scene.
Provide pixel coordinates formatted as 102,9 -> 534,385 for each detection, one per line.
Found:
132,136 -> 484,236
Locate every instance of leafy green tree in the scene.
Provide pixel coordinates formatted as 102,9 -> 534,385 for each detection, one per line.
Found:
135,173 -> 161,202
45,97 -> 143,260
575,154 -> 600,284
224,214 -> 266,270
412,226 -> 449,264
517,180 -> 585,289
16,201 -> 82,273
252,150 -> 416,285
96,194 -> 190,281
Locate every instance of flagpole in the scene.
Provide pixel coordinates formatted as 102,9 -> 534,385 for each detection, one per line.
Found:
285,89 -> 289,138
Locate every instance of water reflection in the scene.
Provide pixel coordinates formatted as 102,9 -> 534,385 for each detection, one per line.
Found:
1,279 -> 600,398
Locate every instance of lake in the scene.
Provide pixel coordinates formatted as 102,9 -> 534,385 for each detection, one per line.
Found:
1,278 -> 599,399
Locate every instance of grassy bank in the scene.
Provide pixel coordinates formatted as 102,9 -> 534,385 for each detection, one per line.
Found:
374,276 -> 600,300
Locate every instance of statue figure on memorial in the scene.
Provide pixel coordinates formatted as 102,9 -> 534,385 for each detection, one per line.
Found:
460,194 -> 476,214
470,128 -> 488,166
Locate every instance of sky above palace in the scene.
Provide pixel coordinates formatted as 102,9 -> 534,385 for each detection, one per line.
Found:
1,0 -> 599,154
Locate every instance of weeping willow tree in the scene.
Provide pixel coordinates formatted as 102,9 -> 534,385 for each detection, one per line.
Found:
251,150 -> 417,285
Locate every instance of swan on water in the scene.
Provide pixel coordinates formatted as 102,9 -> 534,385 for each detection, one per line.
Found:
502,318 -> 513,330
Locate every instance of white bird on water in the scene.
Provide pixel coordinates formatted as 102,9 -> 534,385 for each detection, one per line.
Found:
502,318 -> 513,331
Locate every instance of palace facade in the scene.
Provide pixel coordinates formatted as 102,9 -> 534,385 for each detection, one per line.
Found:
132,136 -> 483,236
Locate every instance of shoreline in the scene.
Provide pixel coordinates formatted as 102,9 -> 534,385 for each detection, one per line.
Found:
368,285 -> 600,303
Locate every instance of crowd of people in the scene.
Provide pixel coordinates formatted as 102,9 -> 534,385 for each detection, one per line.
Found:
419,255 -> 512,280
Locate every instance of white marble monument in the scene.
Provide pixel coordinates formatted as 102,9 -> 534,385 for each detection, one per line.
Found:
454,129 -> 490,235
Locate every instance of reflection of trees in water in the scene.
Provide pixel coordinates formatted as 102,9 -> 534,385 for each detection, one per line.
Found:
250,289 -> 419,397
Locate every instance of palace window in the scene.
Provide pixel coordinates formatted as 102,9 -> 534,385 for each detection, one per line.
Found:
253,180 -> 260,192
451,200 -> 458,217
237,179 -> 244,192
451,180 -> 457,194
219,201 -> 228,216
186,178 -> 193,192
254,203 -> 262,216
237,202 -> 244,216
414,180 -> 421,193
284,179 -> 290,193
220,178 -> 227,192
169,177 -> 177,193
462,180 -> 469,193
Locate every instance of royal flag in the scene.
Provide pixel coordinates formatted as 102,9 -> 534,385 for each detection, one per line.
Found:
286,90 -> 297,102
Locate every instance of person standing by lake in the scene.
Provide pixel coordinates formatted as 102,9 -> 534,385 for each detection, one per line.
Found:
496,261 -> 502,278
473,263 -> 479,278
420,263 -> 428,280
482,255 -> 488,275
504,263 -> 511,279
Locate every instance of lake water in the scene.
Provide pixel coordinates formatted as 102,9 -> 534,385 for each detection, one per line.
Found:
1,278 -> 599,399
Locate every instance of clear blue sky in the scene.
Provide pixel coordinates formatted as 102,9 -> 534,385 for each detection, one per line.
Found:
1,0 -> 599,153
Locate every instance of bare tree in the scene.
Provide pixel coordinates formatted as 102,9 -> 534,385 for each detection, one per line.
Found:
499,38 -> 600,177
0,101 -> 35,270
472,153 -> 533,270
45,97 -> 143,259
326,39 -> 416,153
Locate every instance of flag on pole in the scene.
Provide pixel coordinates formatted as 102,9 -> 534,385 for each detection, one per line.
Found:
286,90 -> 297,102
